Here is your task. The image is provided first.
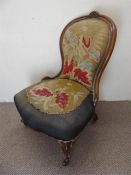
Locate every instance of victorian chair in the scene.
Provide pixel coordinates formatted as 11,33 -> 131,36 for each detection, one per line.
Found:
14,11 -> 117,166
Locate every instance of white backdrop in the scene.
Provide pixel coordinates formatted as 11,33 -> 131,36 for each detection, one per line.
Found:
0,0 -> 131,102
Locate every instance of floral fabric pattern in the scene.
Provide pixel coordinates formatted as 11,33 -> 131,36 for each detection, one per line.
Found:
55,92 -> 68,109
27,79 -> 89,114
62,60 -> 74,74
27,18 -> 110,115
33,88 -> 53,97
60,19 -> 110,90
74,68 -> 90,84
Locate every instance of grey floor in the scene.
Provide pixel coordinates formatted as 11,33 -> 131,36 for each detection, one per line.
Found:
0,102 -> 130,175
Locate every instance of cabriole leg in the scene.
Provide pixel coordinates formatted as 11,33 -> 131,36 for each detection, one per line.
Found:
58,139 -> 76,166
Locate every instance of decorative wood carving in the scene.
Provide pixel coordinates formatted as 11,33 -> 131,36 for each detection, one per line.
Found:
88,11 -> 100,18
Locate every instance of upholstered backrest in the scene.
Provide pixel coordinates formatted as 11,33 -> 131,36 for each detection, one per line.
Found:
59,12 -> 116,93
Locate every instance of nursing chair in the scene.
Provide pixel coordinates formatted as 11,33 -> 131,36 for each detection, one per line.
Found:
14,11 -> 117,166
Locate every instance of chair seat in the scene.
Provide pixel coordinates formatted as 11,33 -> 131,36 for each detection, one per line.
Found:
27,78 -> 89,114
14,79 -> 95,140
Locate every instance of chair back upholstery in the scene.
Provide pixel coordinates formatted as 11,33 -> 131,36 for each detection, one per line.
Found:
59,11 -> 117,104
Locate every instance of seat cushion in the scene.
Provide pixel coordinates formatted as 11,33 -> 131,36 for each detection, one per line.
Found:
26,79 -> 89,114
14,81 -> 95,141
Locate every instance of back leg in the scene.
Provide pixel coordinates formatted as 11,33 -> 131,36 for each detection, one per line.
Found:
21,119 -> 28,126
91,112 -> 98,123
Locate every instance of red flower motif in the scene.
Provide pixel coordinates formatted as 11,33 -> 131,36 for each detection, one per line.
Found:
55,92 -> 68,108
74,68 -> 90,84
62,60 -> 74,74
82,36 -> 90,49
32,88 -> 53,97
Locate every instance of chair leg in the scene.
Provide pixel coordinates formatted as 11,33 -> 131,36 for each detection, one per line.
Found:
91,112 -> 98,123
58,139 -> 76,166
21,119 -> 27,126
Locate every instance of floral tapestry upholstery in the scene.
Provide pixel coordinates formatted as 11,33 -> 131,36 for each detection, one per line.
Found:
27,79 -> 89,114
60,19 -> 110,90
26,18 -> 111,115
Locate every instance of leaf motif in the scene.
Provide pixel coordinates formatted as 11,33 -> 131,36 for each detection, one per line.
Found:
73,68 -> 90,84
73,95 -> 79,102
82,37 -> 90,49
62,60 -> 74,75
90,49 -> 100,62
43,97 -> 52,110
55,87 -> 67,92
55,92 -> 68,108
72,91 -> 85,102
32,88 -> 53,97
79,60 -> 96,71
